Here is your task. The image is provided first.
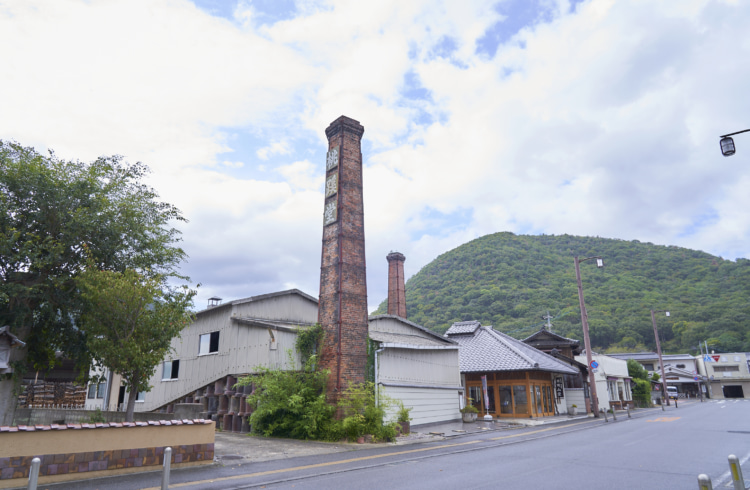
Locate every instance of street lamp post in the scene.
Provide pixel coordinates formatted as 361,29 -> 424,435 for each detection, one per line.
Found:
574,256 -> 604,418
650,310 -> 671,406
719,129 -> 750,156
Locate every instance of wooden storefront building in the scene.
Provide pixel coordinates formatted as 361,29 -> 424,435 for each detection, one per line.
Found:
446,321 -> 579,418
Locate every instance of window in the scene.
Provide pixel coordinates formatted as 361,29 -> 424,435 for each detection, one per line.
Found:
162,360 -> 180,380
199,331 -> 220,355
135,391 -> 145,402
88,382 -> 107,399
676,364 -> 686,369
642,363 -> 655,371
714,365 -> 739,372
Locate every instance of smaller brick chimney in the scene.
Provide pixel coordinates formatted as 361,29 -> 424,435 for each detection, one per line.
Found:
386,252 -> 407,318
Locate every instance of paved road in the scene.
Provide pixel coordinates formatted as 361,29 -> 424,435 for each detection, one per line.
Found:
38,399 -> 750,489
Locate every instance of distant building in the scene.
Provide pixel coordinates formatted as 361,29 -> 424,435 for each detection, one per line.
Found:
697,352 -> 750,399
608,352 -> 701,398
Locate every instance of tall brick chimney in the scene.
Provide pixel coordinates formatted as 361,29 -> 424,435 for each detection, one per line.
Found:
317,116 -> 368,402
386,252 -> 407,318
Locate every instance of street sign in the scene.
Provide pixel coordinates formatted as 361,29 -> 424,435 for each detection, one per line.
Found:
694,376 -> 699,381
590,360 -> 599,369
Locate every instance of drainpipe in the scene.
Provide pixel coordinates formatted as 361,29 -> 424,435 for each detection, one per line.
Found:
374,345 -> 386,407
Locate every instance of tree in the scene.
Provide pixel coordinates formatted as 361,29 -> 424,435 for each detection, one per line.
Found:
0,141 -> 187,425
626,359 -> 648,380
76,268 -> 195,421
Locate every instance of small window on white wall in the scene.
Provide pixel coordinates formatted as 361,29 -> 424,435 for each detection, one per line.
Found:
135,391 -> 145,402
199,331 -> 220,355
162,360 -> 180,380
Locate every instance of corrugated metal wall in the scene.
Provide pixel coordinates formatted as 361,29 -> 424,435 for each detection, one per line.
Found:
381,385 -> 461,425
378,348 -> 460,387
137,294 -> 316,411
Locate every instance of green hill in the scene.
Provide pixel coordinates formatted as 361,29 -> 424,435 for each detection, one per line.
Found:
373,232 -> 750,354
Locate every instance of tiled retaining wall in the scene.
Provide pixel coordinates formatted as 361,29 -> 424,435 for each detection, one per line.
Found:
0,419 -> 214,487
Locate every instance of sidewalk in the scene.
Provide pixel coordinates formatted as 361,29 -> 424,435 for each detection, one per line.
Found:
213,412 -> 592,464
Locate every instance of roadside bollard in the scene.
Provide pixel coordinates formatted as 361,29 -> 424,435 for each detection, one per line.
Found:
662,401 -> 666,411
697,474 -> 713,489
627,406 -> 631,418
675,398 -> 678,408
602,409 -> 608,423
728,454 -> 745,490
162,447 -> 172,490
28,457 -> 40,490
611,408 -> 617,421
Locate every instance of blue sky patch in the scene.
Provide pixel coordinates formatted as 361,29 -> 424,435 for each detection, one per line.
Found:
476,0 -> 556,58
408,206 -> 474,241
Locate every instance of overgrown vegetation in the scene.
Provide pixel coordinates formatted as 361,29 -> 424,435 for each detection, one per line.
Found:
237,353 -> 335,440
372,232 -> 750,354
627,359 -> 653,408
237,349 -> 400,442
295,324 -> 324,363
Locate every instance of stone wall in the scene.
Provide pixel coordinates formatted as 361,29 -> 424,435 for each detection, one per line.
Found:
0,419 -> 214,487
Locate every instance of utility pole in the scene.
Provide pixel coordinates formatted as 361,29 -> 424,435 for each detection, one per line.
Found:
650,310 -> 670,406
575,256 -> 603,418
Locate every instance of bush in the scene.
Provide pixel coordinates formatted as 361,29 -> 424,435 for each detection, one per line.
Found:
396,401 -> 413,423
460,404 -> 479,414
632,378 -> 652,408
238,353 -> 335,440
337,382 -> 398,442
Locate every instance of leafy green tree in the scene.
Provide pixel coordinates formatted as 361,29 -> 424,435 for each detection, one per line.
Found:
627,359 -> 648,380
76,268 -> 195,421
0,141 -> 187,425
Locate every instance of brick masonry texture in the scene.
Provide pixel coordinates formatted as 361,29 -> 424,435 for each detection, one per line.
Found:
0,443 -> 214,481
387,252 -> 407,318
318,116 -> 369,401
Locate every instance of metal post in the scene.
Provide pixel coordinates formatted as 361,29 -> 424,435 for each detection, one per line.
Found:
697,474 -> 713,490
162,447 -> 172,490
674,397 -> 678,408
728,454 -> 745,490
611,407 -> 617,421
602,409 -> 608,422
575,256 -> 599,418
28,457 -> 40,490
651,310 -> 670,406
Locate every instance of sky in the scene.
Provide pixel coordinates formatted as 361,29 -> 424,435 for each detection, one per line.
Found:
2,0 -> 750,314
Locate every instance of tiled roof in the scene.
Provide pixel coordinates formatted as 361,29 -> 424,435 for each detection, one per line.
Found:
0,419 -> 212,432
444,321 -> 482,336
446,322 -> 578,375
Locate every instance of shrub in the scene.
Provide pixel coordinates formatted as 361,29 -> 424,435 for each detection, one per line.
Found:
396,401 -> 413,423
237,353 -> 335,440
337,382 -> 398,442
460,404 -> 479,414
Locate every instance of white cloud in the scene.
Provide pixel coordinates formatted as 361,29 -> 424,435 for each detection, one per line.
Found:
3,0 -> 750,315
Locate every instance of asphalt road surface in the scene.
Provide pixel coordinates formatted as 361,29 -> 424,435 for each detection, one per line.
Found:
39,399 -> 750,490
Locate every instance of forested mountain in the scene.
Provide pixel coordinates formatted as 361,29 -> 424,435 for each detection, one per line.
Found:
372,233 -> 750,354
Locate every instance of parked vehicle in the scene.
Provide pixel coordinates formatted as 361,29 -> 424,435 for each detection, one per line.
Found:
667,386 -> 679,399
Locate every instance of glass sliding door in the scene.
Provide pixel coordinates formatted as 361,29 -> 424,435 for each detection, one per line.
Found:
513,385 -> 528,415
499,385 -> 513,414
